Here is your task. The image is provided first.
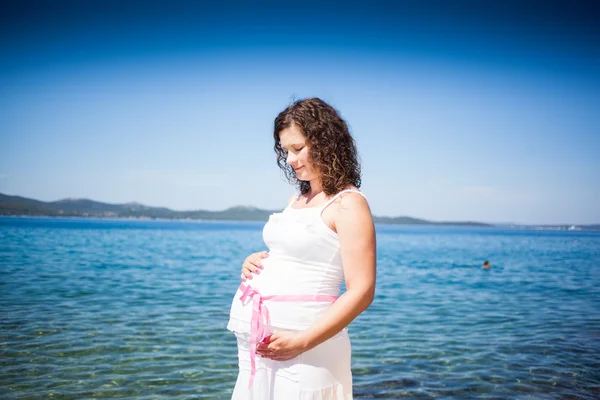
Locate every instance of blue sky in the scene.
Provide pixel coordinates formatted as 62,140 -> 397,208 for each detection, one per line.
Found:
1,0 -> 599,224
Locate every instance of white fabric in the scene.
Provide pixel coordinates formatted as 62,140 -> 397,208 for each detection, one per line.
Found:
231,331 -> 352,400
227,189 -> 366,399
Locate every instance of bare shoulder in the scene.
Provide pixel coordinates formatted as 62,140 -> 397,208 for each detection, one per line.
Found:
334,188 -> 370,214
336,192 -> 372,221
324,188 -> 373,233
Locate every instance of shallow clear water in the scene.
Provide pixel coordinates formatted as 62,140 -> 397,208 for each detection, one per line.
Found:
1,217 -> 599,399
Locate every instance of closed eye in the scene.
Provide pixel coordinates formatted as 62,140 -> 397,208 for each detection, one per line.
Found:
282,146 -> 304,153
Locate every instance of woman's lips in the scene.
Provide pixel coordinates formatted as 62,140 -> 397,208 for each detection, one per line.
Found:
294,166 -> 304,171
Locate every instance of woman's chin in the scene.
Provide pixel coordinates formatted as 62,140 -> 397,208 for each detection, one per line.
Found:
295,171 -> 316,181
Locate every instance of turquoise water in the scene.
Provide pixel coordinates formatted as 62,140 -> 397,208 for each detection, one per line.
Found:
1,217 -> 599,399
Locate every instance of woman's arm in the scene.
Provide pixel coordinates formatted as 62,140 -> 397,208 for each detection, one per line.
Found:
257,193 -> 376,360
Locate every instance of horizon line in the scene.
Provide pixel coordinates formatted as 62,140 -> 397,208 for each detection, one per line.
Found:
0,192 -> 598,227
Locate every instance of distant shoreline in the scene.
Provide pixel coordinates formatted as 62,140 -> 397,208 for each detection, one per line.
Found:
1,214 -> 598,231
1,193 -> 598,230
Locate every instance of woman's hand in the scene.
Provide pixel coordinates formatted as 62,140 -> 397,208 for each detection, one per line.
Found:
255,331 -> 309,361
241,251 -> 269,282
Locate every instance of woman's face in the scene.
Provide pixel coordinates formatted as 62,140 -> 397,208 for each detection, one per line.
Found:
279,124 -> 319,182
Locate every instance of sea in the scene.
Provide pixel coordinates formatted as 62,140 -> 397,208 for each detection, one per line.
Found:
1,217 -> 599,399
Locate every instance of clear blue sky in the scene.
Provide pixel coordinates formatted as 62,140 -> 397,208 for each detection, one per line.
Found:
1,0 -> 599,224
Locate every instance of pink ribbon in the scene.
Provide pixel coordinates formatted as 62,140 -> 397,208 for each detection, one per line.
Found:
237,283 -> 338,387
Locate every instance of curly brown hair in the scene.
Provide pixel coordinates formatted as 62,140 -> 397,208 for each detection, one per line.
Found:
273,98 -> 361,196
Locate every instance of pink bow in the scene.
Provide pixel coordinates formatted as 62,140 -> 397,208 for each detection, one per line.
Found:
239,284 -> 272,388
237,283 -> 338,387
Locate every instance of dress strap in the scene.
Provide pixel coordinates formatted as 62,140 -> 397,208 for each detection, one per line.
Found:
285,193 -> 300,209
320,189 -> 366,211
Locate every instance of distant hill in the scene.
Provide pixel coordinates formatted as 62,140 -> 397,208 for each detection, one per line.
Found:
0,193 -> 273,221
2,193 -> 596,229
0,192 -> 566,228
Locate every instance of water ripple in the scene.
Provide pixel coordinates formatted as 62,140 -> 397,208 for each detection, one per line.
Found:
1,218 -> 599,399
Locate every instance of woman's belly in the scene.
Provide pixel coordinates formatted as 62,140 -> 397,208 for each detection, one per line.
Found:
242,253 -> 342,295
227,254 -> 342,332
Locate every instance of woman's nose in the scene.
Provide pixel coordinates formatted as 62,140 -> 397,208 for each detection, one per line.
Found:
286,152 -> 296,165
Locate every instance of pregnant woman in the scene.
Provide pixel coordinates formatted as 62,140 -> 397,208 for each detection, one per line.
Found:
227,97 -> 377,399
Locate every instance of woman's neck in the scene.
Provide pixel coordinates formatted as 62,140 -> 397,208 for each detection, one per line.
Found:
308,180 -> 324,197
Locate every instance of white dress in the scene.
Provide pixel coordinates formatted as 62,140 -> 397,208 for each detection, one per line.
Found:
227,189 -> 367,400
